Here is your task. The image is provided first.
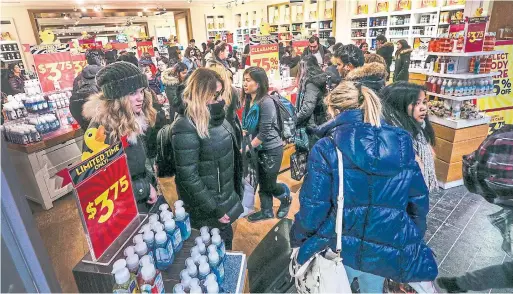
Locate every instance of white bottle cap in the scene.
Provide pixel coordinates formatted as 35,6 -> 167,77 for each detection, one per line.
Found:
164,219 -> 176,231
175,207 -> 186,220
198,260 -> 210,275
190,245 -> 200,256
114,267 -> 131,285
159,203 -> 169,211
211,234 -> 222,246
143,230 -> 154,242
133,234 -> 144,244
185,257 -> 195,268
205,273 -> 217,284
141,264 -> 156,281
209,250 -> 220,264
124,245 -> 135,257
191,251 -> 201,265
155,231 -> 167,244
111,259 -> 127,274
126,254 -> 139,270
139,224 -> 151,233
135,242 -> 148,256
173,284 -> 185,293
151,222 -> 164,232
189,278 -> 200,288
207,244 -> 217,254
186,263 -> 198,277
206,279 -> 220,294
201,232 -> 211,243
149,214 -> 159,224
195,236 -> 204,246
160,210 -> 173,222
199,255 -> 208,265
174,200 -> 184,208
210,228 -> 220,236
197,242 -> 206,254
180,269 -> 191,283
200,226 -> 210,235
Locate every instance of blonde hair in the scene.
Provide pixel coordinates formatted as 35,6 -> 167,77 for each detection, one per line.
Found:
87,89 -> 156,142
183,68 -> 222,138
324,81 -> 382,127
207,62 -> 233,108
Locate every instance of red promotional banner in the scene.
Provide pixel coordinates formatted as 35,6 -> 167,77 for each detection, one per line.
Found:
103,42 -> 129,51
465,17 -> 487,52
73,148 -> 138,260
79,39 -> 103,50
71,53 -> 87,79
34,52 -> 77,92
292,40 -> 309,56
137,41 -> 155,57
250,43 -> 279,72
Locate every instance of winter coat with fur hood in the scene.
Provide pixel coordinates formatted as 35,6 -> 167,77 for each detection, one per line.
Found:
345,62 -> 387,94
377,42 -> 394,76
82,92 -> 157,213
394,48 -> 413,82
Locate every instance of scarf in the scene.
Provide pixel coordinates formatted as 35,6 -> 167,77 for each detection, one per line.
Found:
413,130 -> 438,192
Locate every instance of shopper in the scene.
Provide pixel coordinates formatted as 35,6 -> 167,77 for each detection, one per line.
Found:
241,44 -> 251,69
333,44 -> 386,93
207,42 -> 231,73
7,63 -> 26,94
359,42 -> 370,55
327,37 -> 336,53
325,43 -> 343,87
70,49 -> 105,130
170,68 -> 243,249
156,57 -> 169,94
296,55 -> 329,149
82,61 -> 158,213
105,50 -> 118,65
117,52 -> 139,67
365,53 -> 389,80
143,65 -> 163,95
182,47 -> 198,75
168,46 -> 181,67
203,42 -> 215,67
381,82 -> 438,192
301,36 -> 327,65
394,39 -> 413,82
280,46 -> 301,76
201,42 -> 207,56
162,62 -> 189,123
188,38 -> 198,50
376,35 -> 394,79
241,67 -> 292,222
1,61 -> 13,96
290,80 -> 437,292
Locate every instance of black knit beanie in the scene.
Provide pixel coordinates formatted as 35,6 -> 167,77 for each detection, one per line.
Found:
96,61 -> 148,100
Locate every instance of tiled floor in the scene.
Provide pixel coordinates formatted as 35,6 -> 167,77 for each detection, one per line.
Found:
29,179 -> 511,293
425,186 -> 513,293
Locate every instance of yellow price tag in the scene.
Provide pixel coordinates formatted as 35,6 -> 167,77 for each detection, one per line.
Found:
86,175 -> 129,223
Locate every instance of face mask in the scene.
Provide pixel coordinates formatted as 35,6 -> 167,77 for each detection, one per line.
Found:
208,100 -> 226,115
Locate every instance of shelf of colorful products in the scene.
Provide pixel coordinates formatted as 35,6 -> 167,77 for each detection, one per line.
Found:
0,40 -> 23,63
110,203 -> 228,293
1,79 -> 75,145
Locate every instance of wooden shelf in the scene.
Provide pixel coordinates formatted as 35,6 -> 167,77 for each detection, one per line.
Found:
426,91 -> 497,101
429,115 -> 490,129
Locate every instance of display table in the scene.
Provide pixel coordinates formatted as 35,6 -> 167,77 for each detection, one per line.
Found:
73,204 -> 247,293
4,126 -> 84,209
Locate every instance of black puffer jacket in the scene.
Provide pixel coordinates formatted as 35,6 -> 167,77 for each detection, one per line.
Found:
297,72 -> 328,129
171,106 -> 243,229
70,65 -> 102,130
377,42 -> 394,77
394,48 -> 413,82
345,62 -> 387,94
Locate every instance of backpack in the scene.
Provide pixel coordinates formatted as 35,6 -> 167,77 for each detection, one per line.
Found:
155,124 -> 175,178
269,91 -> 296,142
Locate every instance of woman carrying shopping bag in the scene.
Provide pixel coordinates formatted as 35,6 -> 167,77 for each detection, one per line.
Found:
289,81 -> 438,293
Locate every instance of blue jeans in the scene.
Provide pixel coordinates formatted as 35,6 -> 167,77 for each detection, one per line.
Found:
344,265 -> 385,293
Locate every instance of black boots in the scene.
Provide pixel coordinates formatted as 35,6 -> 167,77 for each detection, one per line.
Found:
436,277 -> 467,293
276,183 -> 292,219
247,194 -> 274,222
247,184 -> 292,222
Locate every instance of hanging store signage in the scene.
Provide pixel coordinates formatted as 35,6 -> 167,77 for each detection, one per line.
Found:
34,52 -> 78,92
59,142 -> 138,260
464,17 -> 488,52
79,39 -> 103,50
30,43 -> 70,55
292,40 -> 309,56
376,0 -> 389,12
250,36 -> 279,73
136,41 -> 155,57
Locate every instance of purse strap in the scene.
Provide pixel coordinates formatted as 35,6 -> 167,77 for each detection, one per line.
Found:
335,144 -> 344,255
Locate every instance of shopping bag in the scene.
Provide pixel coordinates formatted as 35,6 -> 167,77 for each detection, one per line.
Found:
290,151 -> 308,181
241,135 -> 259,217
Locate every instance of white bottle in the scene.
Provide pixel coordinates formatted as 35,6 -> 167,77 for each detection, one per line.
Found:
186,262 -> 198,278
180,270 -> 192,291
206,279 -> 220,294
135,242 -> 148,257
198,259 -> 211,280
140,255 -> 154,268
143,230 -> 155,250
112,259 -> 127,274
200,226 -> 210,236
197,242 -> 207,255
126,253 -> 140,274
446,79 -> 454,96
159,203 -> 170,212
440,79 -> 447,95
149,214 -> 159,224
201,232 -> 211,246
210,228 -> 220,237
133,234 -> 144,245
152,222 -> 164,233
124,246 -> 136,257
195,236 -> 204,247
455,80 -> 463,96
160,210 -> 173,222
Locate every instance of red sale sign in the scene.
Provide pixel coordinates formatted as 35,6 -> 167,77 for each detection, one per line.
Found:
67,142 -> 138,260
250,43 -> 279,73
79,39 -> 103,50
34,52 -> 77,92
464,17 -> 488,52
293,40 -> 309,56
137,41 -> 155,57
71,53 -> 87,79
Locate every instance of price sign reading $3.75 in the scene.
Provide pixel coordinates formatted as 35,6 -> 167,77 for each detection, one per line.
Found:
86,175 -> 129,223
33,52 -> 87,92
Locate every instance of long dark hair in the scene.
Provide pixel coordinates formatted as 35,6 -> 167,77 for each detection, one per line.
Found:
173,62 -> 189,83
298,55 -> 323,93
395,39 -> 411,57
380,81 -> 435,146
242,67 -> 269,102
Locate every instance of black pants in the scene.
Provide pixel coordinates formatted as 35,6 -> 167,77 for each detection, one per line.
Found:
257,146 -> 285,198
219,224 -> 234,250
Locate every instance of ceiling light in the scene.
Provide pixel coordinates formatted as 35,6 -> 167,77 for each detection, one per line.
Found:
81,7 -> 87,12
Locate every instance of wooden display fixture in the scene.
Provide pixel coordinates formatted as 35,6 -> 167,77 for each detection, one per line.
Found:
432,123 -> 488,189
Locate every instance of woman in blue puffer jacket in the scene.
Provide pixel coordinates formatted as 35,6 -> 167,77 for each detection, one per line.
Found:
290,81 -> 437,293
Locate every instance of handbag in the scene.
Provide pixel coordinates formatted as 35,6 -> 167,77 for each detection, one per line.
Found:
289,145 -> 352,294
240,135 -> 259,217
295,127 -> 310,152
290,151 -> 308,181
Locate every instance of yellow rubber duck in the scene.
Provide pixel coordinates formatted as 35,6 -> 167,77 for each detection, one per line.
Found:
81,125 -> 110,161
39,29 -> 56,44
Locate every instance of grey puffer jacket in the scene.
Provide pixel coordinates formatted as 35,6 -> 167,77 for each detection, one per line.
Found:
297,72 -> 329,129
171,106 -> 243,229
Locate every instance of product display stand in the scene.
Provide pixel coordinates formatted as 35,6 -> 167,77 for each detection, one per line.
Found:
73,198 -> 247,293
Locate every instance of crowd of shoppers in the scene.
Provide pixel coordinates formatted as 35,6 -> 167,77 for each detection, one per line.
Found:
64,35 -> 513,293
